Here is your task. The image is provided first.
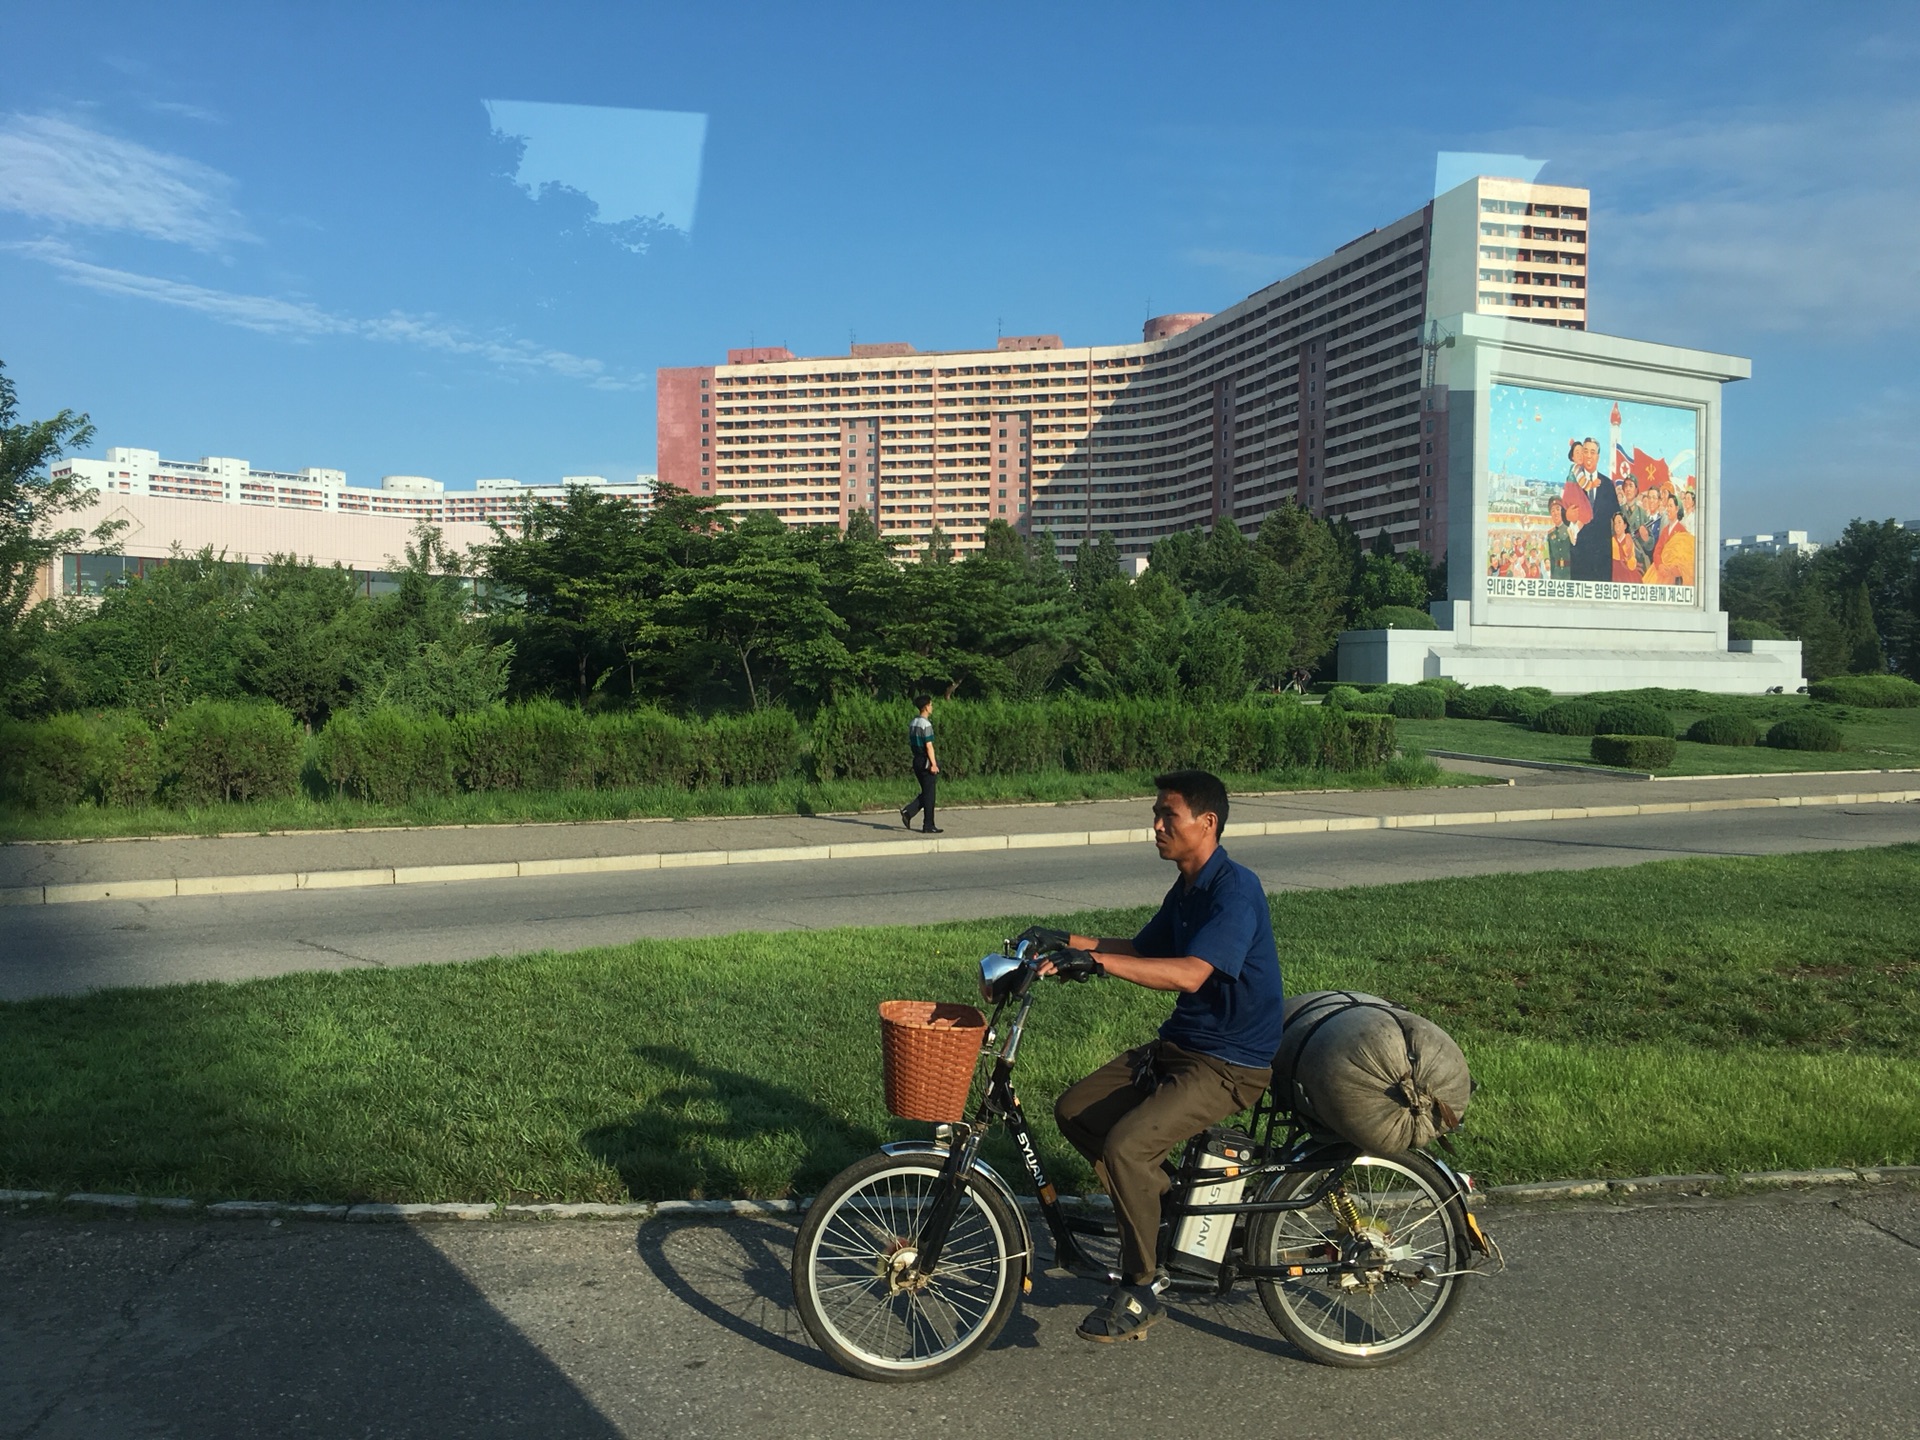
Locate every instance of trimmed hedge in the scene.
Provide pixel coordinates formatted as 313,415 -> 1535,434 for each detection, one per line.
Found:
1591,702 -> 1675,739
1686,712 -> 1761,747
1534,700 -> 1605,736
1323,685 -> 1364,712
0,710 -> 230,810
1766,716 -> 1845,752
6,697 -> 1404,814
1362,605 -> 1437,631
1417,677 -> 1465,700
161,701 -> 302,805
1447,684 -> 1507,720
316,703 -> 799,799
1591,734 -> 1677,769
808,697 -> 1396,781
1808,675 -> 1920,709
1389,685 -> 1446,719
315,709 -> 459,805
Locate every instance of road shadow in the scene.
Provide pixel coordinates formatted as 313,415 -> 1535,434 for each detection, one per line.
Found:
595,1047 -> 1045,1372
635,1215 -> 836,1373
0,1214 -> 624,1440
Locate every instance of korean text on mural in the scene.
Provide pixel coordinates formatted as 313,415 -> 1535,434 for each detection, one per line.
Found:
1488,576 -> 1695,604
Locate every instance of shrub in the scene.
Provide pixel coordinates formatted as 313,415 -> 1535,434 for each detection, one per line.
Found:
1361,605 -> 1437,631
595,709 -> 699,788
316,709 -> 458,804
1534,700 -> 1605,735
1686,712 -> 1760,747
1591,702 -> 1674,739
1389,685 -> 1446,719
810,697 -> 909,781
1730,618 -> 1789,643
0,714 -> 95,809
1341,685 -> 1401,715
456,700 -> 595,793
696,708 -> 801,786
1323,685 -> 1363,712
1446,685 -> 1508,720
1808,675 -> 1920,709
1417,677 -> 1464,699
162,700 -> 302,805
1591,734 -> 1677,769
1766,715 -> 1845,752
89,712 -> 162,807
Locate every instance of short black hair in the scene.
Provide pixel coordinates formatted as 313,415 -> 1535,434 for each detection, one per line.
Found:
1155,769 -> 1228,834
914,694 -> 933,711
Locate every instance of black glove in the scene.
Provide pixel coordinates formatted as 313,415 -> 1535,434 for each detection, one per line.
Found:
1048,947 -> 1105,982
1015,926 -> 1072,955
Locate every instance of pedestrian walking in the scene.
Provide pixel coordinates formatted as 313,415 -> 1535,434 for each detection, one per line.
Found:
899,694 -> 942,834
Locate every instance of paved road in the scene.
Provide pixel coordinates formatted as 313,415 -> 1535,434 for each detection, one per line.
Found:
4,1187 -> 1916,1439
3,801 -> 1916,999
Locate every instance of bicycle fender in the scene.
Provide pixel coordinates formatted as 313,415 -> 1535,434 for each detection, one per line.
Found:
880,1141 -> 1035,1262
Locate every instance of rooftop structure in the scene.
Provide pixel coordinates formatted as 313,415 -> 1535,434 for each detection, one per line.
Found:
657,174 -> 1591,558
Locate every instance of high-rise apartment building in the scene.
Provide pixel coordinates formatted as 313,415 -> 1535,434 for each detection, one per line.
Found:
656,175 -> 1590,558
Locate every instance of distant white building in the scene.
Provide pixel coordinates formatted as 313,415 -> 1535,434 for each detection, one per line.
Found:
51,446 -> 656,526
1723,530 -> 1821,559
36,445 -> 658,600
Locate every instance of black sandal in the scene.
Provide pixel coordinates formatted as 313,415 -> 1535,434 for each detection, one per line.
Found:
1077,1283 -> 1164,1343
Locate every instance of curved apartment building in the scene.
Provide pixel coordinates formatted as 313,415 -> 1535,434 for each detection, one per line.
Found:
657,174 -> 1589,558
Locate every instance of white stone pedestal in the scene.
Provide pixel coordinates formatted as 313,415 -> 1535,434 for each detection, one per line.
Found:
1338,604 -> 1803,694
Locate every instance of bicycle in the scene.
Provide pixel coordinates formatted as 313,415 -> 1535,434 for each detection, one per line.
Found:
790,937 -> 1499,1381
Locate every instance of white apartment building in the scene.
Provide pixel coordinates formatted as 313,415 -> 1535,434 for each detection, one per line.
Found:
1722,531 -> 1822,559
39,449 -> 657,600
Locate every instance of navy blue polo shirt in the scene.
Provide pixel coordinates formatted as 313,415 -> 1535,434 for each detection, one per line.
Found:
1132,846 -> 1284,1069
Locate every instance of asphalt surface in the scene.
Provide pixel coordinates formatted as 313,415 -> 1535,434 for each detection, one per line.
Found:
4,1187 -> 1917,1439
3,800 -> 1917,1000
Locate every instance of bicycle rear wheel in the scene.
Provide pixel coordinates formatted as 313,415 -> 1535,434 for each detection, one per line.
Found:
791,1151 -> 1025,1382
1248,1149 -> 1469,1367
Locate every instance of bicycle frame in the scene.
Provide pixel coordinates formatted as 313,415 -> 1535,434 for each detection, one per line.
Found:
904,958 -> 1467,1291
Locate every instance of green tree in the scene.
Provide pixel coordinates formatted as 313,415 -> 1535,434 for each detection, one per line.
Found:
1251,504 -> 1351,670
664,515 -> 850,709
61,549 -> 252,722
482,486 -> 651,702
353,527 -> 513,715
0,360 -> 123,716
234,556 -> 366,730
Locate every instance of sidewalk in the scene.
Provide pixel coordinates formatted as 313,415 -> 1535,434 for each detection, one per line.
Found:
3,767 -> 1915,905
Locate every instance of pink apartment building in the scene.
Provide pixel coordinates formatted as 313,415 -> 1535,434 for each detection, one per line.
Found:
657,175 -> 1590,559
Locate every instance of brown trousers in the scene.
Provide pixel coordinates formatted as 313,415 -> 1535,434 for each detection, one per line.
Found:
1054,1040 -> 1272,1284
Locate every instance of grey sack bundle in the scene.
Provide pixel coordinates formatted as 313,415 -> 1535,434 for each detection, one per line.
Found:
1272,991 -> 1473,1153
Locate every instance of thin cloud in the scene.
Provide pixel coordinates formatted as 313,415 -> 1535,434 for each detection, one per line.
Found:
0,112 -> 250,250
1538,101 -> 1920,342
14,242 -> 644,390
1183,247 -> 1305,284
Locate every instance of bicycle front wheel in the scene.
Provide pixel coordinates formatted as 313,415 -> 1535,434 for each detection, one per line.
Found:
791,1151 -> 1025,1382
1249,1149 -> 1470,1367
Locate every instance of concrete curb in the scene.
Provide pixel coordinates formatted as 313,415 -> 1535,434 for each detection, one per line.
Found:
4,787 -> 1917,908
7,1167 -> 1916,1222
1423,750 -> 1651,779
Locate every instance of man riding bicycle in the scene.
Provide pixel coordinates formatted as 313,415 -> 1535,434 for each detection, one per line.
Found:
1026,769 -> 1284,1344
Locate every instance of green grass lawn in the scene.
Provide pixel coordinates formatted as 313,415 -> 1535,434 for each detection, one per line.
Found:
1399,695 -> 1920,775
3,846 -> 1916,1204
0,757 -> 1471,843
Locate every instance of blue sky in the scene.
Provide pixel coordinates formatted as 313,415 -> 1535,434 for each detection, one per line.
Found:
3,0 -> 1917,539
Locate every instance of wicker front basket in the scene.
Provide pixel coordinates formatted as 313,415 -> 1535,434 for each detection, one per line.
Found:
878,1000 -> 988,1123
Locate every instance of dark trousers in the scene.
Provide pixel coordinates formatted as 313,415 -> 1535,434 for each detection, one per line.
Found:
1055,1040 -> 1272,1284
902,765 -> 936,830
